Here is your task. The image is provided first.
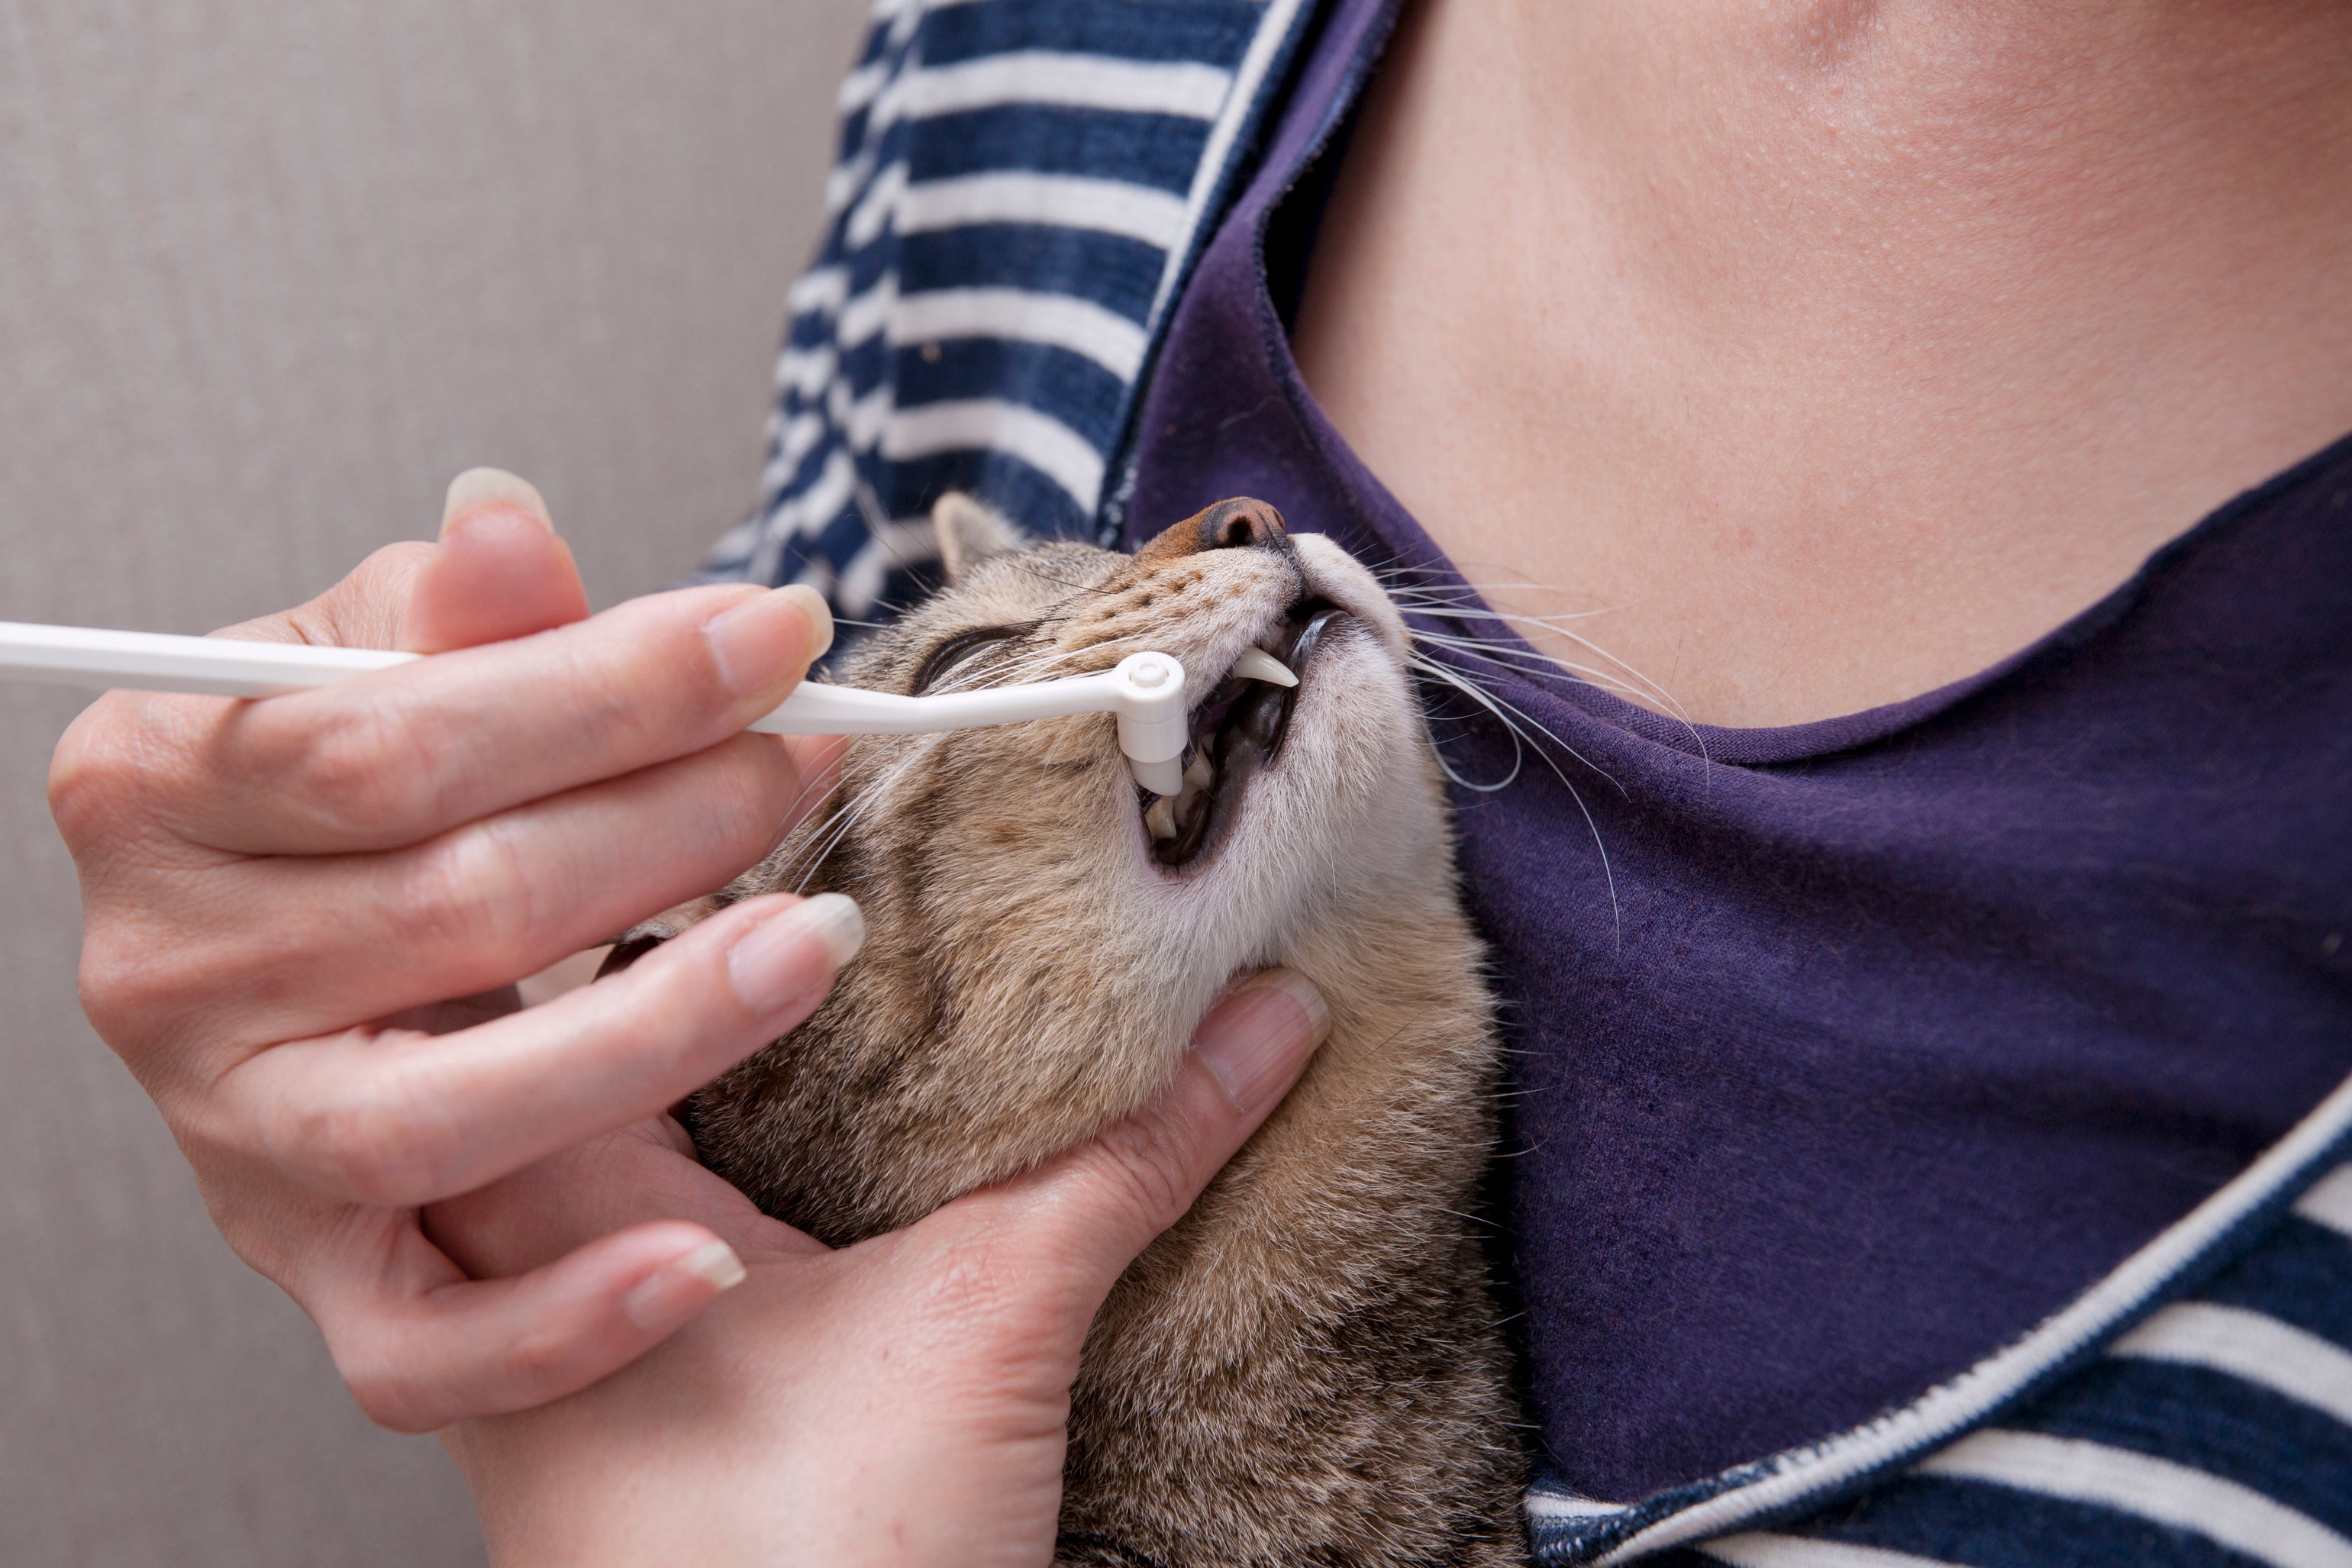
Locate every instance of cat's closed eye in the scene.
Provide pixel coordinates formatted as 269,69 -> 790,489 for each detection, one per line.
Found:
911,624 -> 1031,693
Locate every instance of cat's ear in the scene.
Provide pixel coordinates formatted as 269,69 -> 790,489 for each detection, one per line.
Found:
933,492 -> 1027,583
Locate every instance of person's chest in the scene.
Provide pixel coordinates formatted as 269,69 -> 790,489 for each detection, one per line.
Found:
1284,0 -> 2352,730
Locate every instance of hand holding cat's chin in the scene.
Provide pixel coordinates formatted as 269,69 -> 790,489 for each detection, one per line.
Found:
51,469 -> 848,1434
434,969 -> 1331,1568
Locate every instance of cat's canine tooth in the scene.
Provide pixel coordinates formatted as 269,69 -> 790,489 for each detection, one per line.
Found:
1184,753 -> 1215,791
1230,647 -> 1299,687
1145,795 -> 1179,840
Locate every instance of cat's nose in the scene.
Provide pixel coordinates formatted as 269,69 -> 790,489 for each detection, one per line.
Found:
1139,497 -> 1289,563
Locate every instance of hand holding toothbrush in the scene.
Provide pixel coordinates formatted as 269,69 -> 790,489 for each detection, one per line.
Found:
50,470 -> 856,1430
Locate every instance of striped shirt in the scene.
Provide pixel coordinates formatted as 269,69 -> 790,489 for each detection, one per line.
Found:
705,3 -> 2352,1561
1532,1097 -> 2352,1567
694,0 -> 1312,615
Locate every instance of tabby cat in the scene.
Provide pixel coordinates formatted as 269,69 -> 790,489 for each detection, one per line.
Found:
643,495 -> 1525,1566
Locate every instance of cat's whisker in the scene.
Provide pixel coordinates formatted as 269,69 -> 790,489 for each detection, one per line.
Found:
1405,654 -> 1527,795
1387,598 -> 1618,633
1407,650 -> 1623,947
1395,599 -> 1634,658
893,631 -> 1104,701
782,738 -> 948,892
1386,582 -> 1712,764
771,733 -> 943,880
1405,628 -> 1656,702
973,640 -> 1128,684
772,795 -> 859,885
1530,623 -> 1710,755
945,631 -> 1157,694
773,737 -> 855,844
773,802 -> 857,890
1373,577 -> 1592,618
1404,650 -> 1628,799
1404,624 -> 1616,672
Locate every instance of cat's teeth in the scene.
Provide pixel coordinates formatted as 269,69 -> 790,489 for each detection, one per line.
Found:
1145,795 -> 1178,840
1184,752 -> 1215,791
1230,647 -> 1299,687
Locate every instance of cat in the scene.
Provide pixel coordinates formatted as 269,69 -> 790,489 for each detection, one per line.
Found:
636,494 -> 1527,1566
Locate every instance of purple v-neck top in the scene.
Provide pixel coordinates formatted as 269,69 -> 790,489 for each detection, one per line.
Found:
1121,0 -> 2352,1503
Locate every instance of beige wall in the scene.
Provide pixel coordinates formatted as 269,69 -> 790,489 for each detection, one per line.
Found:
0,3 -> 865,1560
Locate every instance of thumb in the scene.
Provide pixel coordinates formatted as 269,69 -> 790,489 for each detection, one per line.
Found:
946,969 -> 1331,1320
398,467 -> 592,653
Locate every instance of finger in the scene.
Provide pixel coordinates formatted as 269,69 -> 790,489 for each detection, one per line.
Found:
54,473 -> 588,865
165,731 -> 831,1045
399,469 -> 592,653
274,539 -> 439,651
315,1215 -> 749,1432
426,1117 -> 821,1280
76,724 -> 841,1059
939,970 -> 1330,1312
173,579 -> 836,856
221,892 -> 866,1208
47,540 -> 432,854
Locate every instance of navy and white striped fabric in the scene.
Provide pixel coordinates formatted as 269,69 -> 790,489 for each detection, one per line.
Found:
1529,1073 -> 2352,1566
707,5 -> 2352,1560
694,0 -> 1314,615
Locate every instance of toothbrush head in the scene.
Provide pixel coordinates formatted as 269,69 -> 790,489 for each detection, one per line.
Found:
1110,652 -> 1188,795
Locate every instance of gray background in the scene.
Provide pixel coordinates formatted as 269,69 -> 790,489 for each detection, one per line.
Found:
0,2 -> 864,1561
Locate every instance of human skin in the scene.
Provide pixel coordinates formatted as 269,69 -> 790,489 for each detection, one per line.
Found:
1294,0 -> 2352,727
50,471 -> 855,1431
432,972 -> 1328,1567
53,469 -> 1331,1563
60,0 -> 2352,1554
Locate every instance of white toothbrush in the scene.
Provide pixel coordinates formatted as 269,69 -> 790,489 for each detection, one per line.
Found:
0,620 -> 1197,795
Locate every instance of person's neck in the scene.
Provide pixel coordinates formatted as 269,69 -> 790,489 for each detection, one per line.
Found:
1294,0 -> 2352,726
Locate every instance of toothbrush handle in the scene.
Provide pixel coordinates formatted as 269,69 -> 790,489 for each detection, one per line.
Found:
750,655 -> 1190,795
0,621 -> 416,697
0,621 -> 1127,724
747,670 -> 1131,735
0,621 -> 1189,787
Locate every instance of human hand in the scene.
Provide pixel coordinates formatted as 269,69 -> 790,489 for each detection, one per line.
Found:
432,970 -> 1330,1568
49,469 -> 849,1431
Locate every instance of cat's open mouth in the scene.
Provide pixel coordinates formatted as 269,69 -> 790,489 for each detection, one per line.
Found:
1143,598 -> 1346,868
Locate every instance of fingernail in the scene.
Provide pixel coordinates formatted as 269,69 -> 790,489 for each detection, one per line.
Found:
441,467 -> 551,535
703,585 -> 834,697
621,1237 -> 747,1331
726,893 -> 865,1016
779,583 -> 834,660
1199,968 -> 1330,1114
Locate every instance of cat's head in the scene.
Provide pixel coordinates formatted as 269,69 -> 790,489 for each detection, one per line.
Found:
689,495 -> 1457,1233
